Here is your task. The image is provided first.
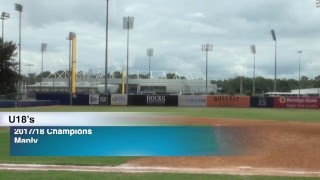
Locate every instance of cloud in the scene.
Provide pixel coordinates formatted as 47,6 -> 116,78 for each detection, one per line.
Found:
2,0 -> 320,81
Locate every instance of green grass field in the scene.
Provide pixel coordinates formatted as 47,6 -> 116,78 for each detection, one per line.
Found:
1,106 -> 320,179
1,106 -> 320,122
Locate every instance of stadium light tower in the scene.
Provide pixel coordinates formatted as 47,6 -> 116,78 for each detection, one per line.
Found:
66,32 -> 76,105
40,43 -> 47,91
316,0 -> 320,7
201,44 -> 213,95
1,12 -> 10,46
41,43 -> 47,75
123,16 -> 134,95
66,32 -> 75,92
297,51 -> 302,96
147,48 -> 154,79
66,36 -> 72,93
15,3 -> 23,76
105,0 -> 109,94
270,29 -> 277,92
250,45 -> 256,94
25,63 -> 33,85
15,3 -> 23,94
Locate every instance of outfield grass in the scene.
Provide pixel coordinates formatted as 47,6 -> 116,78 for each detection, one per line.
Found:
1,170 -> 319,180
1,106 -> 320,122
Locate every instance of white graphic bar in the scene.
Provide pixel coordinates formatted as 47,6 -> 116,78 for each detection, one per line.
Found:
0,112 -> 167,127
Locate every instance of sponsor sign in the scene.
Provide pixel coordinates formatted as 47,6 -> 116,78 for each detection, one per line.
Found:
111,94 -> 127,106
146,95 -> 166,105
207,96 -> 250,108
127,95 -> 178,106
89,94 -> 99,105
99,95 -> 108,105
250,97 -> 274,108
274,97 -> 320,109
178,95 -> 207,107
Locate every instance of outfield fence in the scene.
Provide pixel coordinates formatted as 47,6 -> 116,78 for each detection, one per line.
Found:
1,94 -> 320,109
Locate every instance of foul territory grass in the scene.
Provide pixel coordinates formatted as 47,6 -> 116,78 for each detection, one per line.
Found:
1,106 -> 320,122
1,170 -> 319,180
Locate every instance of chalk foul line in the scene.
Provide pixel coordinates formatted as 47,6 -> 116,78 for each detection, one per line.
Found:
0,164 -> 319,177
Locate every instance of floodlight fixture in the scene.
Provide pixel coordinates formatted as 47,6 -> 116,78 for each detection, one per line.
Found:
1,12 -> 11,46
250,45 -> 256,54
147,48 -> 154,57
123,16 -> 134,29
0,12 -> 10,19
69,32 -> 76,37
202,44 -> 213,51
41,43 -> 47,52
271,29 -> 276,41
15,3 -> 23,12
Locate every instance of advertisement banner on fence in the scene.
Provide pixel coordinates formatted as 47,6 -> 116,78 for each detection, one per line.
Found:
178,95 -> 207,107
127,95 -> 178,106
274,97 -> 320,109
99,95 -> 108,105
146,95 -> 166,105
207,96 -> 250,108
89,94 -> 99,105
250,97 -> 274,108
111,94 -> 127,106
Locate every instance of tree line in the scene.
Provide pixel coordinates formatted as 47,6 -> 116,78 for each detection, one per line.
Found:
212,75 -> 320,95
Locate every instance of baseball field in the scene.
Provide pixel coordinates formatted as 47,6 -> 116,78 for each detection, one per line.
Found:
0,106 -> 320,179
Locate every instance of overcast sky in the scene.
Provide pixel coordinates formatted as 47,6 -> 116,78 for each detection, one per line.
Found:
2,0 -> 320,80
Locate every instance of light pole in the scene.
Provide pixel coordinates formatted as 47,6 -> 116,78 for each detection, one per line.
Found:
250,45 -> 256,94
15,3 -> 23,76
202,44 -> 213,95
123,16 -> 134,95
40,43 -> 47,92
25,64 -> 33,85
67,32 -> 76,105
297,51 -> 302,96
66,36 -> 71,94
270,29 -> 277,92
15,3 -> 23,94
0,12 -> 10,46
105,0 -> 109,94
147,48 -> 154,79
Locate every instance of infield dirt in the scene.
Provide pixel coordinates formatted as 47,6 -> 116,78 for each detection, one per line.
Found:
125,117 -> 320,172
